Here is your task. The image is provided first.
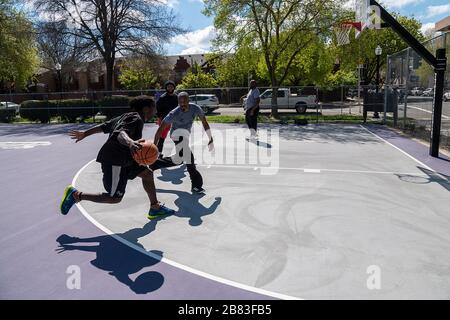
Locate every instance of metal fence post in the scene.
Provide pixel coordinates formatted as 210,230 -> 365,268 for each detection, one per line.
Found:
384,54 -> 390,124
403,48 -> 411,129
430,48 -> 447,157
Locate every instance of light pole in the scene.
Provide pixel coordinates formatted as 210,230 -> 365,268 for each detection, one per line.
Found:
374,46 -> 382,119
375,46 -> 382,93
55,62 -> 62,97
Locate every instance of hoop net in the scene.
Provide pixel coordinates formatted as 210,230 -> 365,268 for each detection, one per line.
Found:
334,22 -> 362,46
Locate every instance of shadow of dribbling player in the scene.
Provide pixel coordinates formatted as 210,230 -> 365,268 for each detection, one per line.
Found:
56,218 -> 168,294
156,188 -> 222,226
157,165 -> 186,185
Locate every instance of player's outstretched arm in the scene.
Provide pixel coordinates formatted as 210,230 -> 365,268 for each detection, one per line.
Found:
200,116 -> 214,151
154,121 -> 170,147
69,125 -> 103,143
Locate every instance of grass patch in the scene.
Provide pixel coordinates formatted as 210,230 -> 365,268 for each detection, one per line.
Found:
205,114 -> 365,124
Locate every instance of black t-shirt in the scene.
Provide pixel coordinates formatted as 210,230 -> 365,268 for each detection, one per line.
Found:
156,92 -> 178,119
96,112 -> 144,166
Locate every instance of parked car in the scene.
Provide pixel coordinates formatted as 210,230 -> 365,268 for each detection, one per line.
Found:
410,87 -> 424,96
444,91 -> 450,101
189,94 -> 220,114
0,101 -> 20,114
0,101 -> 19,122
421,88 -> 434,97
243,88 -> 317,114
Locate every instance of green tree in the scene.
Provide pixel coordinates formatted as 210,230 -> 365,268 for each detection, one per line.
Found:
204,0 -> 340,116
415,61 -> 434,88
255,33 -> 335,86
337,15 -> 424,84
208,38 -> 261,87
118,58 -> 159,90
0,0 -> 39,90
177,64 -> 218,89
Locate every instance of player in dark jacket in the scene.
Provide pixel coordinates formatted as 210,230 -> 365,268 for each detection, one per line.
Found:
155,80 -> 178,156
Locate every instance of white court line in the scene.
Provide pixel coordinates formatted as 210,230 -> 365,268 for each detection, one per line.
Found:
359,125 -> 448,181
407,106 -> 450,119
304,169 -> 321,173
72,159 -> 300,300
0,141 -> 52,149
197,163 -> 433,177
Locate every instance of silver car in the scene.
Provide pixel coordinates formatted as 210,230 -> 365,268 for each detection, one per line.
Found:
0,101 -> 20,114
444,91 -> 450,101
189,94 -> 220,114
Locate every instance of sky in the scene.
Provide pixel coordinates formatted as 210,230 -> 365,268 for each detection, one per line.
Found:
166,0 -> 450,55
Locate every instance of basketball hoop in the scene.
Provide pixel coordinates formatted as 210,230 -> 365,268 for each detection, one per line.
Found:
334,22 -> 362,46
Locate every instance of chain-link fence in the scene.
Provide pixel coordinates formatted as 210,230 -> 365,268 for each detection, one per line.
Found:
387,30 -> 450,152
0,85 -> 394,123
1,80 -> 448,151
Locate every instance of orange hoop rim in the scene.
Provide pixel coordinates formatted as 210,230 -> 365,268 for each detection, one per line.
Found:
336,21 -> 362,31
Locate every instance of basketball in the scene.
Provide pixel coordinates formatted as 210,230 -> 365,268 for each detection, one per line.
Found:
132,140 -> 159,165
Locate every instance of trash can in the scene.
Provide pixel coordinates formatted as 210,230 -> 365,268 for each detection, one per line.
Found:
363,90 -> 398,124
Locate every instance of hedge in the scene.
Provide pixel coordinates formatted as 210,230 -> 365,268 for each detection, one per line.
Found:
20,96 -> 132,123
97,96 -> 131,119
20,100 -> 55,123
0,108 -> 16,123
57,99 -> 97,122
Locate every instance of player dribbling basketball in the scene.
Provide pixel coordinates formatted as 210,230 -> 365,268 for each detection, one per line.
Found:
60,95 -> 175,219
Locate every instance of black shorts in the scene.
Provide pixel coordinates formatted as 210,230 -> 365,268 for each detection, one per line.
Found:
101,162 -> 146,198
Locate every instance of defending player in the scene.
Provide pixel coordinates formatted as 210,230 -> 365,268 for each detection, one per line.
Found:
153,92 -> 214,193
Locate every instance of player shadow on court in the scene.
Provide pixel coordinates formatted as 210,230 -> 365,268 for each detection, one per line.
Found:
55,217 -> 167,294
157,165 -> 186,185
396,166 -> 450,192
247,138 -> 272,149
156,188 -> 222,226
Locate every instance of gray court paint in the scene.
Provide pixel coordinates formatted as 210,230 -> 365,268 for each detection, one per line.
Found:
75,124 -> 450,299
1,123 -> 448,299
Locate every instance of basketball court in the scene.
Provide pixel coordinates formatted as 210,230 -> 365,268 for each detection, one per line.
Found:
1,0 -> 449,301
0,121 -> 449,299
72,123 -> 450,299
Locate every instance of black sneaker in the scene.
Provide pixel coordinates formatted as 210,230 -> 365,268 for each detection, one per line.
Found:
191,186 -> 205,194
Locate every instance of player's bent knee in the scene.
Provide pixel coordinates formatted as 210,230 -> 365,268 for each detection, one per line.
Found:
139,168 -> 154,180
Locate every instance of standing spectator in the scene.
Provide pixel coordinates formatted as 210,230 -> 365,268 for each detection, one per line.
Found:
156,80 -> 178,157
244,80 -> 260,139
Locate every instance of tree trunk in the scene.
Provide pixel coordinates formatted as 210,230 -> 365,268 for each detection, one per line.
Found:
105,59 -> 114,92
271,77 -> 279,118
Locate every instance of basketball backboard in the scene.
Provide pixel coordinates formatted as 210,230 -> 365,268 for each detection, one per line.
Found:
355,0 -> 370,38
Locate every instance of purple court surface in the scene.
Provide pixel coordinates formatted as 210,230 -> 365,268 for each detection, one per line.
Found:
0,122 -> 449,299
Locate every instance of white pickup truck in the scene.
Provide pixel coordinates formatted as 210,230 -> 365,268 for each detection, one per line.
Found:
243,88 -> 317,114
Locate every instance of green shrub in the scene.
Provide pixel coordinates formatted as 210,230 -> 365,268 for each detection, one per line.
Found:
20,99 -> 98,123
20,100 -> 55,123
0,108 -> 16,123
57,99 -> 97,122
97,95 -> 131,119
